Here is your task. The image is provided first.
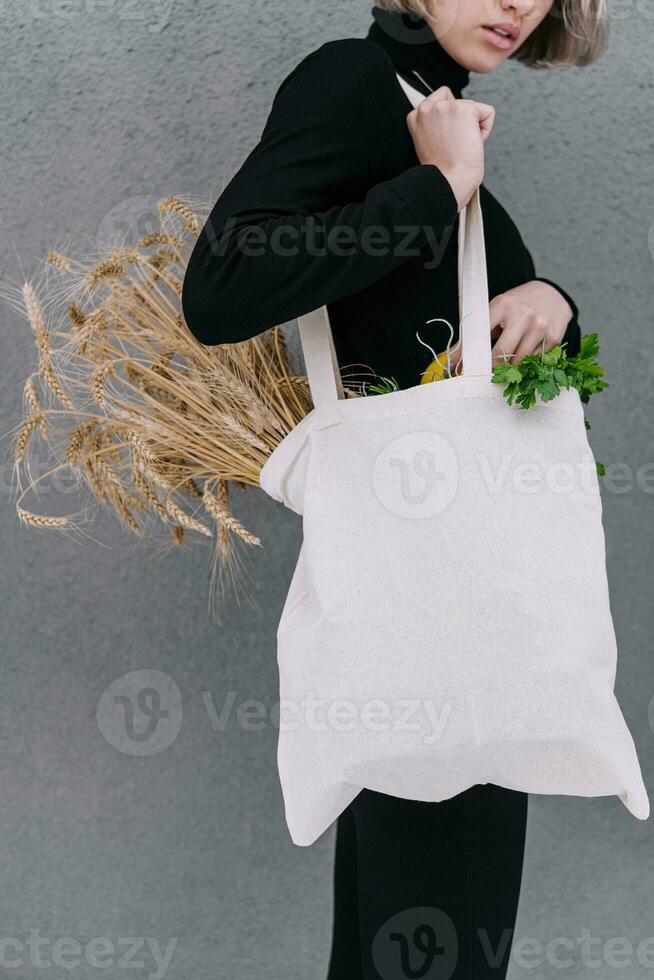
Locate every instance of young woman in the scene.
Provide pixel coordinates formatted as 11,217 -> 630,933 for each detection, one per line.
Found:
182,1 -> 607,976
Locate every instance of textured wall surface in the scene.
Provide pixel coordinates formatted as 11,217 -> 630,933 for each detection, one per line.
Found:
1,1 -> 653,977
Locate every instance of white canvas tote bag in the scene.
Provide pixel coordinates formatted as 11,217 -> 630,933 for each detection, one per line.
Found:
259,74 -> 650,846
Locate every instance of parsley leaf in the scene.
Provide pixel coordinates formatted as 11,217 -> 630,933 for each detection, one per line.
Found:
492,333 -> 609,477
492,332 -> 608,409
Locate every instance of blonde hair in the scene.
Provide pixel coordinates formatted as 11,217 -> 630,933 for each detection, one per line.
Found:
374,0 -> 608,68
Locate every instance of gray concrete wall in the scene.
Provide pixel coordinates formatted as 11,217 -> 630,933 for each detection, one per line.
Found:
1,1 -> 653,977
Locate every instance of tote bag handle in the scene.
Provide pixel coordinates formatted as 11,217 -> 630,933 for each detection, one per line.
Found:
298,72 -> 492,408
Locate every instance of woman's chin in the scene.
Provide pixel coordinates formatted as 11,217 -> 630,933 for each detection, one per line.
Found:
460,44 -> 512,74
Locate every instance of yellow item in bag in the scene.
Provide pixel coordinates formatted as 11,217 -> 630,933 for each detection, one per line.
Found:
420,351 -> 450,384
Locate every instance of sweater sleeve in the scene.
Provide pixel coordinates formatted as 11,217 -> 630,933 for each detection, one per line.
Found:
181,39 -> 459,346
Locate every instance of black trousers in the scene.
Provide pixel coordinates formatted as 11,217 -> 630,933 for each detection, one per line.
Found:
326,784 -> 528,980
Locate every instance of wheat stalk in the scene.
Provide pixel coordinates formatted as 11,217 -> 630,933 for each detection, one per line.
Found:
10,195 -> 341,618
165,497 -> 212,537
47,250 -> 73,273
159,197 -> 201,235
17,506 -> 69,528
15,417 -> 41,463
23,378 -> 48,438
203,482 -> 261,548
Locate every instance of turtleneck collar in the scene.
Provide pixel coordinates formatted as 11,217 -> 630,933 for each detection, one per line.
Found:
367,7 -> 471,98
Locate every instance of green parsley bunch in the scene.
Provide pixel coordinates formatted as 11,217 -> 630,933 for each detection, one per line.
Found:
492,332 -> 609,475
491,332 -> 608,409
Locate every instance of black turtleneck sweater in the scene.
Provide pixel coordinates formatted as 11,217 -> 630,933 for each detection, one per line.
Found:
182,8 -> 581,389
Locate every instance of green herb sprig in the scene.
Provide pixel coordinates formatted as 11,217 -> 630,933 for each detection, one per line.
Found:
492,332 -> 609,476
491,332 -> 608,409
363,376 -> 400,396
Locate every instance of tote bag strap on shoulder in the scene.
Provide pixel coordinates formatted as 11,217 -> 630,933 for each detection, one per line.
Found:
297,72 -> 492,408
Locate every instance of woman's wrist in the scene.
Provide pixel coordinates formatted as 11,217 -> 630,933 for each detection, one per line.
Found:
439,163 -> 478,213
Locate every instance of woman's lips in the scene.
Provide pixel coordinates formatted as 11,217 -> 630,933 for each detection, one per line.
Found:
481,25 -> 517,50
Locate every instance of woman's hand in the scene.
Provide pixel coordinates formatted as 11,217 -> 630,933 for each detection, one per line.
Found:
407,85 -> 495,211
406,86 -> 496,211
446,280 -> 574,372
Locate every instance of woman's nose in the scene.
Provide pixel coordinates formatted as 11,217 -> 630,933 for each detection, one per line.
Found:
499,0 -> 540,17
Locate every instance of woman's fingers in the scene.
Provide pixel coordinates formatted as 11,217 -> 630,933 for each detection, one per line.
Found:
475,102 -> 496,141
510,331 -> 548,363
489,294 -> 547,365
422,88 -> 495,140
424,85 -> 457,103
435,286 -> 560,376
457,98 -> 496,141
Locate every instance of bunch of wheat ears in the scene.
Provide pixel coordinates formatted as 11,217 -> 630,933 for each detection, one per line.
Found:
10,197 -> 319,613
